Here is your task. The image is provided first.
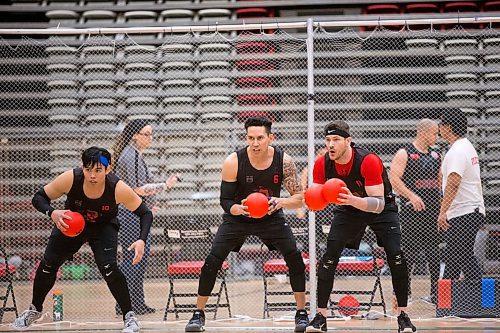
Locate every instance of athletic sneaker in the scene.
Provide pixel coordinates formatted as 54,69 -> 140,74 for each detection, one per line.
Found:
185,310 -> 205,332
13,304 -> 43,330
123,311 -> 140,333
294,309 -> 309,332
397,311 -> 416,333
305,312 -> 327,332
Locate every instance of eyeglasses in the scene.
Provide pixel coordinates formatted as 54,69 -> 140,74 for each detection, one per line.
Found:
138,132 -> 153,137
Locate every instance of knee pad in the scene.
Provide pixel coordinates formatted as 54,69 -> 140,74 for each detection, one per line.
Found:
98,262 -> 120,283
198,254 -> 224,296
284,251 -> 305,275
387,251 -> 408,280
284,251 -> 306,292
37,258 -> 59,278
201,254 -> 224,275
317,255 -> 339,281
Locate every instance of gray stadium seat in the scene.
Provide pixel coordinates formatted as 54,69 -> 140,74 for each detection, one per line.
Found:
161,61 -> 194,76
126,114 -> 159,124
162,96 -> 196,114
47,80 -> 78,97
482,37 -> 500,50
160,9 -> 195,23
200,112 -> 233,126
197,8 -> 232,22
198,60 -> 231,75
45,10 -> 79,25
443,38 -> 478,51
161,44 -> 194,57
164,147 -> 198,166
198,43 -> 232,59
125,80 -> 157,95
47,63 -> 78,79
200,95 -> 232,112
444,55 -> 477,67
125,96 -> 158,114
82,10 -> 117,24
124,11 -> 158,24
85,115 -> 117,130
161,79 -> 194,92
124,62 -> 156,76
445,73 -> 477,85
405,38 -> 438,50
83,98 -> 117,114
45,46 -> 78,62
81,45 -> 115,62
199,77 -> 231,92
82,63 -> 116,79
123,45 -> 157,62
163,113 -> 196,127
48,98 -> 80,115
83,80 -> 116,95
484,54 -> 500,67
48,114 -> 80,127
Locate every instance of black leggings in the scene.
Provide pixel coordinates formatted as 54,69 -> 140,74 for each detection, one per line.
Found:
32,222 -> 132,319
198,214 -> 306,296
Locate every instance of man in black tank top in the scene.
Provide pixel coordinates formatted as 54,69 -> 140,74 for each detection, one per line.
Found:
14,147 -> 153,333
305,121 -> 416,333
390,119 -> 441,305
185,117 -> 309,333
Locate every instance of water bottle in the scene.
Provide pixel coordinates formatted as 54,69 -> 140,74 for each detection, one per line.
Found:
53,289 -> 63,321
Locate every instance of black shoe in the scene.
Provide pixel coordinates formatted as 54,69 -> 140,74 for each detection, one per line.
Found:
294,309 -> 309,332
136,305 -> 156,315
185,310 -> 205,332
397,311 -> 416,333
305,312 -> 327,332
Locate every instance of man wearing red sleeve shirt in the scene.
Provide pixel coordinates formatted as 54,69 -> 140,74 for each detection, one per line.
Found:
306,120 -> 416,333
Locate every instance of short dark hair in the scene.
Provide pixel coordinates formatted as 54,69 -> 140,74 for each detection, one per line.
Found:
324,120 -> 350,137
244,116 -> 272,134
82,147 -> 112,169
441,108 -> 467,137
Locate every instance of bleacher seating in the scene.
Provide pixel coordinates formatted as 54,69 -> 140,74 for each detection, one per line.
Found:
0,1 -> 499,303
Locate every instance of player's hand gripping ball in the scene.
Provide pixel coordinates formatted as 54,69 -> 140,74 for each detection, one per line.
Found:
304,184 -> 328,211
246,192 -> 269,218
62,211 -> 85,237
322,178 -> 348,204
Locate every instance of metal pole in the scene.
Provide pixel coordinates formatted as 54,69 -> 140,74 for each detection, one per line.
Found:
1,16 -> 500,35
306,17 -> 317,316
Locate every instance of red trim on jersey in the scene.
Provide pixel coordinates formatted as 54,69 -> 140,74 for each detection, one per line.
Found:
361,154 -> 384,186
312,151 -> 383,186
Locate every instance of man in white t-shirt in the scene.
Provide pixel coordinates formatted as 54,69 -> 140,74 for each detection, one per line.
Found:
439,109 -> 485,280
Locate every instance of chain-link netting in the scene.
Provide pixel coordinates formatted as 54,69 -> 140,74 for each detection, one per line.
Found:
0,26 -> 499,328
314,26 -> 500,320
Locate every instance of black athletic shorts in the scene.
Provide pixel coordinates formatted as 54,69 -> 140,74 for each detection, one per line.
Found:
43,219 -> 119,267
212,213 -> 299,253
328,209 -> 401,250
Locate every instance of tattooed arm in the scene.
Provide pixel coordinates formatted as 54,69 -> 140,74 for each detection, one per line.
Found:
268,152 -> 304,213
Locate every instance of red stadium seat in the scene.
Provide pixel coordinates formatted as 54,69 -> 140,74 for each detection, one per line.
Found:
163,223 -> 231,321
235,77 -> 273,89
236,42 -> 275,54
484,1 -> 500,12
365,4 -> 400,15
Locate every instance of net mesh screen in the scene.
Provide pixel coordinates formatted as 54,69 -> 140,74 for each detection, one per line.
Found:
0,26 -> 498,325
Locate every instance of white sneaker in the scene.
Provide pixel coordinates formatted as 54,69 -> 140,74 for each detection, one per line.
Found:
123,311 -> 140,333
12,304 -> 42,330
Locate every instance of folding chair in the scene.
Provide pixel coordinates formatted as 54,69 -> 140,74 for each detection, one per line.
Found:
0,244 -> 18,323
261,220 -> 309,318
163,220 -> 231,320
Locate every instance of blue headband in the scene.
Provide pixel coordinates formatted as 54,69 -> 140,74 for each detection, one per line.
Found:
99,155 -> 109,167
